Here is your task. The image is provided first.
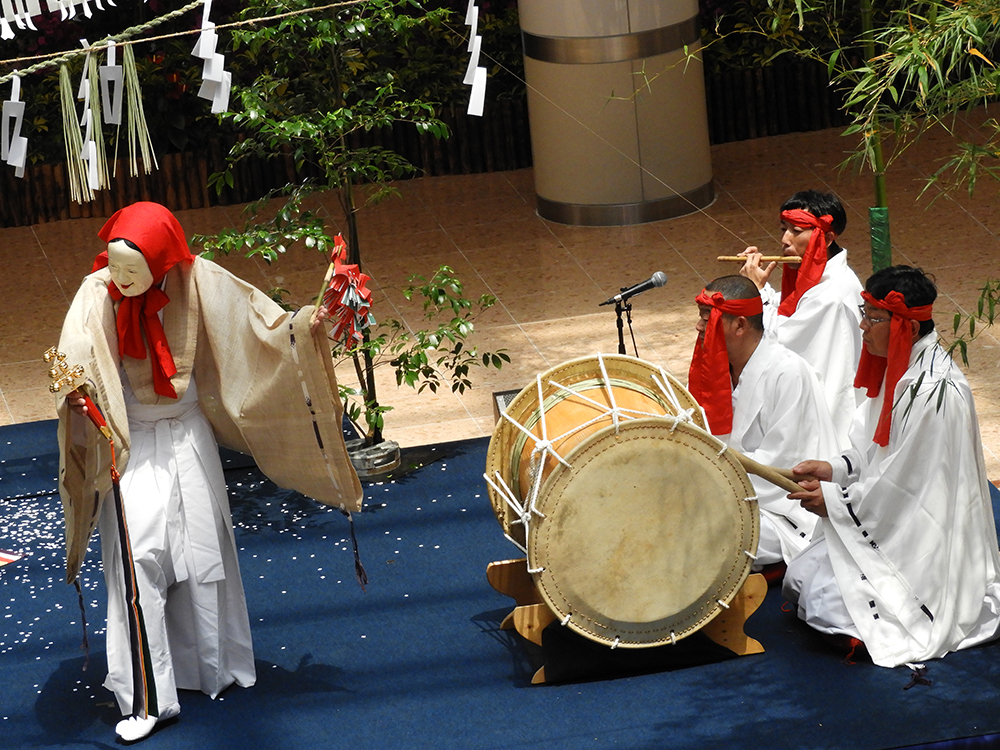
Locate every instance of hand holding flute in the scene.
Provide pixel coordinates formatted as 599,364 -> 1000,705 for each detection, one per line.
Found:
721,246 -> 786,290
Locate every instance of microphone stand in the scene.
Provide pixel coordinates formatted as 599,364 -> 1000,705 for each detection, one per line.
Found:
614,299 -> 638,356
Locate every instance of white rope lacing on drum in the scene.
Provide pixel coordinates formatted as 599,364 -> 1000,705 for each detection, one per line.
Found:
743,550 -> 758,561
717,600 -> 730,610
597,354 -> 624,433
743,495 -> 758,503
483,470 -> 546,556
669,631 -> 677,646
560,614 -> 571,626
495,378 -> 573,555
611,636 -> 620,649
500,533 -> 527,555
545,362 -> 674,435
547,381 -> 631,434
651,367 -> 700,423
668,412 -> 692,433
499,377 -> 574,470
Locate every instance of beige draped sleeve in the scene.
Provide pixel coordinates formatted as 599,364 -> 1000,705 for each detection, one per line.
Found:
57,257 -> 362,583
191,258 -> 363,512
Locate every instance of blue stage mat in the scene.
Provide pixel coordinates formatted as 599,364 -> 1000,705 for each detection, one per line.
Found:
2,422 -> 1000,749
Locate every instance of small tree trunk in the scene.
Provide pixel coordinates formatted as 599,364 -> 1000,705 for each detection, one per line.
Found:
342,177 -> 383,446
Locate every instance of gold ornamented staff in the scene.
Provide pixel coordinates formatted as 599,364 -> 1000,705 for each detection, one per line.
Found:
44,347 -> 110,438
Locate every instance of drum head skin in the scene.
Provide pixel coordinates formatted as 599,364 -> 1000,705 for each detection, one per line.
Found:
527,419 -> 758,648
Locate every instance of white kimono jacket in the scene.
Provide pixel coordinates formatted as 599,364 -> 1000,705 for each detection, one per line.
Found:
761,250 -> 863,448
726,336 -> 840,564
786,334 -> 1000,667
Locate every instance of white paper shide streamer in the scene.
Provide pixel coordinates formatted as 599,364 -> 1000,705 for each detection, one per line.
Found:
463,0 -> 486,117
2,0 -> 40,39
2,1 -> 116,36
77,39 -> 100,190
1,74 -> 28,177
100,40 -> 124,126
192,0 -> 231,114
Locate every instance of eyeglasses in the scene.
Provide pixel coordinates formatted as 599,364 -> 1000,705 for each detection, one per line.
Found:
858,305 -> 891,325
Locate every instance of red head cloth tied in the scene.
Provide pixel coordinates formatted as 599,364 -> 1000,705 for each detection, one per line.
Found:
853,290 -> 934,446
778,209 -> 833,317
92,202 -> 194,399
689,290 -> 764,435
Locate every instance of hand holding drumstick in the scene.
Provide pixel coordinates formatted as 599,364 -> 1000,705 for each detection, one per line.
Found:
786,459 -> 833,518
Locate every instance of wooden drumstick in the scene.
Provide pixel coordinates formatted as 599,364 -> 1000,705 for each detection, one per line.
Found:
716,255 -> 799,263
731,450 -> 813,494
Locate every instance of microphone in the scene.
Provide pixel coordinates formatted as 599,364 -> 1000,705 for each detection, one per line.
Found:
599,271 -> 668,306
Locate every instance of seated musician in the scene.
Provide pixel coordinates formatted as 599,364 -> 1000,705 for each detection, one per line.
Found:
738,190 -> 863,448
689,275 -> 840,569
786,265 -> 1000,667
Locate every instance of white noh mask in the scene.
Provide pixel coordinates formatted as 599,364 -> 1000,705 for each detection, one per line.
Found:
107,239 -> 154,297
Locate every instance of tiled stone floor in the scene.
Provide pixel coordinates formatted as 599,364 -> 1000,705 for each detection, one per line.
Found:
3,107 -> 1000,477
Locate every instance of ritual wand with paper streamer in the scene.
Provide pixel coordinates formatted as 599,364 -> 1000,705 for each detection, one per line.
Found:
313,236 -> 373,589
314,233 -> 377,417
315,233 -> 376,347
44,347 -> 158,722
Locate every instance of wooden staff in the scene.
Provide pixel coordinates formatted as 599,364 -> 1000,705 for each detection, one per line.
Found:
730,450 -> 812,494
716,255 -> 800,263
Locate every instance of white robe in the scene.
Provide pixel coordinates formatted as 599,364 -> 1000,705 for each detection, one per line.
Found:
100,374 -> 255,715
784,334 -> 1000,667
761,250 -> 864,448
725,336 -> 840,565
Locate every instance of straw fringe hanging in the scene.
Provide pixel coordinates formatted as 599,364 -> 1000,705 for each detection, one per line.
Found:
59,64 -> 93,203
87,54 -> 109,190
123,44 -> 157,176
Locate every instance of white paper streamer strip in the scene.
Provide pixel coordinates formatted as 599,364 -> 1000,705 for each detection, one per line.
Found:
467,66 -> 486,116
463,35 -> 481,86
192,0 -> 231,113
466,5 -> 478,51
100,40 -> 124,125
2,74 -> 28,177
76,39 -> 100,188
462,1 -> 486,117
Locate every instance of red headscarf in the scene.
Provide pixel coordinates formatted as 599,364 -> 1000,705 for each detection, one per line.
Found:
92,202 -> 193,399
778,208 -> 833,317
689,289 -> 764,435
853,290 -> 934,446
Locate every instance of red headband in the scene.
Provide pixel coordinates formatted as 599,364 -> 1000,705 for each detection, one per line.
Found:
689,290 -> 764,435
854,290 -> 934,446
778,209 -> 833,317
92,202 -> 193,399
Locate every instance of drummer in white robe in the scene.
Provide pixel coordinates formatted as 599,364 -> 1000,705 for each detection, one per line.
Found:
689,275 -> 839,567
59,202 -> 362,741
785,265 -> 1000,668
738,190 -> 863,448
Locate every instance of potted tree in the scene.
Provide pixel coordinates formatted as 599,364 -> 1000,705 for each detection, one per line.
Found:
195,0 -> 509,475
